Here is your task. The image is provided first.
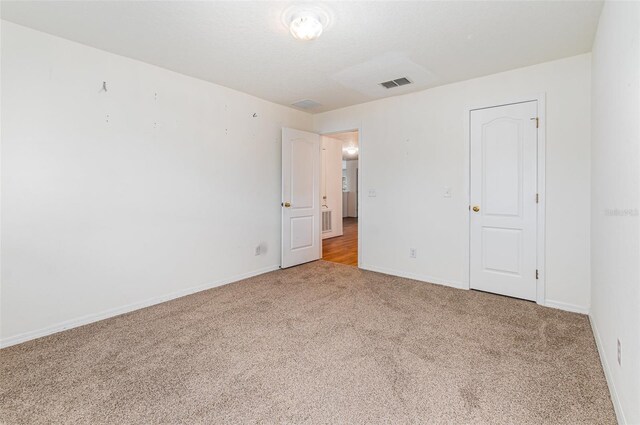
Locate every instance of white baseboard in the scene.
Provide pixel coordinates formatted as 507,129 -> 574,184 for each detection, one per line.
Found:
321,230 -> 344,240
589,314 -> 626,425
359,264 -> 468,290
543,299 -> 590,315
359,265 -> 591,316
0,264 -> 280,349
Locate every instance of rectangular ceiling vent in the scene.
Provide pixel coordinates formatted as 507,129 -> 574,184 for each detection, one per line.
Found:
380,77 -> 412,89
291,99 -> 322,110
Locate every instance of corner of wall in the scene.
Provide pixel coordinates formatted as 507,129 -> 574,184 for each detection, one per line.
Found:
589,314 -> 627,424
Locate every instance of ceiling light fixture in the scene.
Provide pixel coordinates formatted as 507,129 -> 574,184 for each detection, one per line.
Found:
289,12 -> 323,41
283,5 -> 330,41
345,146 -> 358,155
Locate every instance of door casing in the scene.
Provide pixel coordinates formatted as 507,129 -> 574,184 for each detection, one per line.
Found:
464,94 -> 546,305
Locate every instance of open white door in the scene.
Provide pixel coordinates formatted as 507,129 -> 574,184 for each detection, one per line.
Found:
470,101 -> 538,301
281,128 -> 321,268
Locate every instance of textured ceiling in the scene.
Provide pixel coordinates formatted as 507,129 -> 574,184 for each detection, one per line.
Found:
1,1 -> 603,113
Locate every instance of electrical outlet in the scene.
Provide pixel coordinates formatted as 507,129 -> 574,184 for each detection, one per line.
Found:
617,339 -> 621,366
368,189 -> 377,197
255,245 -> 261,256
409,248 -> 417,258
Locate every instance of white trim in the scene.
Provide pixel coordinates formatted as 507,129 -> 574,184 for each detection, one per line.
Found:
360,264 -> 468,290
0,264 -> 280,349
320,126 -> 362,267
589,315 -> 627,425
535,95 -> 547,306
463,107 -> 471,288
543,299 -> 589,315
464,93 -> 547,305
357,128 -> 362,267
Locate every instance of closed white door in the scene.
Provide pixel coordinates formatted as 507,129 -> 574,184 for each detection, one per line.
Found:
470,101 -> 538,301
281,128 -> 321,268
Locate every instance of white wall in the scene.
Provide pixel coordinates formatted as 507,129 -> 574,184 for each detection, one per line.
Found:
344,159 -> 358,217
590,2 -> 640,423
321,136 -> 343,239
342,163 -> 348,217
0,22 -> 312,346
344,160 -> 358,193
314,54 -> 592,311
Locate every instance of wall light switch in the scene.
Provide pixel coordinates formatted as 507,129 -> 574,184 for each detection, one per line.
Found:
368,189 -> 377,197
444,186 -> 452,198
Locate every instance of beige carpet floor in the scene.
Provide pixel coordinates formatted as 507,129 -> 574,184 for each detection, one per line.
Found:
0,261 -> 615,424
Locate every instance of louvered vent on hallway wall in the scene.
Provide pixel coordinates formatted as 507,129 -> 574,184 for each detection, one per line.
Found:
380,77 -> 412,89
322,210 -> 332,233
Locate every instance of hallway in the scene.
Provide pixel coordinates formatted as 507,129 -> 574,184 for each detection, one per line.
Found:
322,218 -> 358,266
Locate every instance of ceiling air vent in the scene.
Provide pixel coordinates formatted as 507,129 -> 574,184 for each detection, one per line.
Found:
379,77 -> 412,89
291,99 -> 321,110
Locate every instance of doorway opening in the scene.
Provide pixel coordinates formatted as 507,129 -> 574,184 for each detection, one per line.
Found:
320,130 -> 359,267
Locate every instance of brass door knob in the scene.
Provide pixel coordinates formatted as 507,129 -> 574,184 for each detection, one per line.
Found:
472,206 -> 480,212
283,202 -> 291,208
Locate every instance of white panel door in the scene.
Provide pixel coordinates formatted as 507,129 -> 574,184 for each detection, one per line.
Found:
281,128 -> 321,268
470,101 -> 538,301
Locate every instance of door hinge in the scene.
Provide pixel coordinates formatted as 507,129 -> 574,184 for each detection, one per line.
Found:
536,193 -> 539,203
531,117 -> 539,128
536,269 -> 539,280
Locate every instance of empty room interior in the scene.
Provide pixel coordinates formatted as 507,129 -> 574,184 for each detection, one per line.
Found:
0,1 -> 639,424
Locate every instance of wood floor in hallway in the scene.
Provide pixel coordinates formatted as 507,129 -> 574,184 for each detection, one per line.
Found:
322,217 -> 358,266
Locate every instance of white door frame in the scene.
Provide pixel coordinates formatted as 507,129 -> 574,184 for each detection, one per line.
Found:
463,93 -> 546,305
320,127 -> 362,267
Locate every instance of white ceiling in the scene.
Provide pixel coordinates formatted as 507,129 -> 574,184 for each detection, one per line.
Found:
1,1 -> 603,113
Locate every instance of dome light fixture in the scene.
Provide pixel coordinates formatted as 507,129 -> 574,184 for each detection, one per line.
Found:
289,12 -> 323,41
344,146 -> 358,155
283,5 -> 330,41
